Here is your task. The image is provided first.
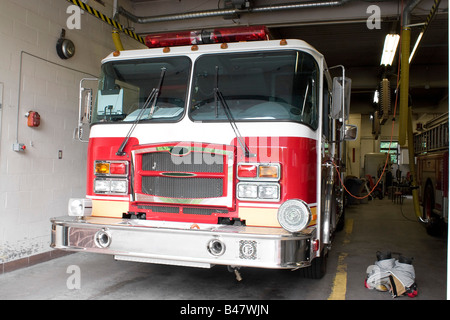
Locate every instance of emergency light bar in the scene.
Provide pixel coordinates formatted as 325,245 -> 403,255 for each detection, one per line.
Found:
145,25 -> 269,48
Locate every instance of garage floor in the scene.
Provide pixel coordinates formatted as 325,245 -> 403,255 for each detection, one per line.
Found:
0,196 -> 447,301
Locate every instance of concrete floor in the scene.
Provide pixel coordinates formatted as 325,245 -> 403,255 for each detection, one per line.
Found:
0,196 -> 447,302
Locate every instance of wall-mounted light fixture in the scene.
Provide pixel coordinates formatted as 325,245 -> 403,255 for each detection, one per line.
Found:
380,34 -> 400,66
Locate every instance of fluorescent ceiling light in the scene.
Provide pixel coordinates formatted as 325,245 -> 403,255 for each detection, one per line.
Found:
409,31 -> 424,63
380,34 -> 400,66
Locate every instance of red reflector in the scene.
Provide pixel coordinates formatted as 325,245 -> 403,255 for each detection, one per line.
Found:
145,26 -> 269,48
313,240 -> 320,252
238,164 -> 257,178
110,163 -> 127,175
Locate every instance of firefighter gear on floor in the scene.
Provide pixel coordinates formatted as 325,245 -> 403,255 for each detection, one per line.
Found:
365,251 -> 417,298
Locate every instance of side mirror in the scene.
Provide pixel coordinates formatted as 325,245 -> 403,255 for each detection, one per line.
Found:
344,124 -> 358,141
75,78 -> 98,142
331,76 -> 351,120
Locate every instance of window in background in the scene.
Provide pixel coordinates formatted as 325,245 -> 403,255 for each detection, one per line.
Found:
380,140 -> 399,163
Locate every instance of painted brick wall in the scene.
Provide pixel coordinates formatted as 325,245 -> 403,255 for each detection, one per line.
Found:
0,0 -> 145,265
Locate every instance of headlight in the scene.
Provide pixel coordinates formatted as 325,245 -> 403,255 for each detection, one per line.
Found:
110,179 -> 128,193
277,199 -> 311,233
238,184 -> 258,199
94,179 -> 110,193
94,178 -> 128,194
237,183 -> 280,201
68,198 -> 92,217
258,185 -> 279,199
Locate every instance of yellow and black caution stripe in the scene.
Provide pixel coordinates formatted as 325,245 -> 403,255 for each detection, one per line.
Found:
421,0 -> 441,34
65,0 -> 145,45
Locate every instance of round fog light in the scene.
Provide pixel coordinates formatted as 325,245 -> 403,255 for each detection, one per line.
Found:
94,229 -> 111,248
207,238 -> 226,256
277,199 -> 311,233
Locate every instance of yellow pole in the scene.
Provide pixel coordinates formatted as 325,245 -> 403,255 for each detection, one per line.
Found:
398,27 -> 410,146
112,29 -> 124,51
407,106 -> 421,219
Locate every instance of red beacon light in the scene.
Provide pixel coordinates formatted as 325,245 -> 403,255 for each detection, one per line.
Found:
145,26 -> 269,49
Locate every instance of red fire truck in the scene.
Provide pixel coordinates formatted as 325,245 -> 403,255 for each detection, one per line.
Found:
414,113 -> 448,236
51,26 -> 356,279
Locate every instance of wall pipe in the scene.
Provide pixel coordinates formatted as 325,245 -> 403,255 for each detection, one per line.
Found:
118,1 -> 349,24
399,0 -> 423,222
398,0 -> 422,147
112,0 -> 124,51
398,25 -> 411,147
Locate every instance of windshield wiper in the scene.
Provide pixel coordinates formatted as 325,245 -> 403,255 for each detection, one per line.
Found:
148,67 -> 166,119
116,67 -> 166,156
214,66 -> 254,158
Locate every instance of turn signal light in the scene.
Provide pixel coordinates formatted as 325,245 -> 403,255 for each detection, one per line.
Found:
259,165 -> 278,178
95,162 -> 110,175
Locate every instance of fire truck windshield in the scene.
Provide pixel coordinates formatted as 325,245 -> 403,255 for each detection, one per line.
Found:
93,56 -> 190,124
189,50 -> 319,129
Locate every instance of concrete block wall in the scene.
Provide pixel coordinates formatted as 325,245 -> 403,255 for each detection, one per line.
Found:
0,0 -> 146,270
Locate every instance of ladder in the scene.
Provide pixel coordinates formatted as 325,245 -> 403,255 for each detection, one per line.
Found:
414,113 -> 449,155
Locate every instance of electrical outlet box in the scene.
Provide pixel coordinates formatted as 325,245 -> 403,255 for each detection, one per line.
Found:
13,143 -> 26,152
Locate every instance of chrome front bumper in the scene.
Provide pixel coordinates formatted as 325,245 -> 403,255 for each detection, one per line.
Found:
50,216 -> 315,269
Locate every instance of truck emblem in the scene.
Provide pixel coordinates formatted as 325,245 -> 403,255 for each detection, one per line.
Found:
239,240 -> 257,260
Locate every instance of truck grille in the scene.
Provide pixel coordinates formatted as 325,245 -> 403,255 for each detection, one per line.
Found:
142,176 -> 223,198
132,143 -> 234,208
